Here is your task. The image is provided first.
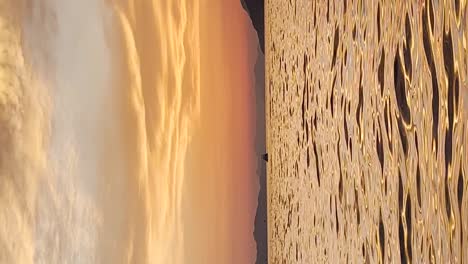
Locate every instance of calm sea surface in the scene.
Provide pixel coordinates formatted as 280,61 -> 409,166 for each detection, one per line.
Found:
266,1 -> 468,263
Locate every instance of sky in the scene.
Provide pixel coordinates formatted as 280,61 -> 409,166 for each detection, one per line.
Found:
0,0 -> 259,263
184,1 -> 259,262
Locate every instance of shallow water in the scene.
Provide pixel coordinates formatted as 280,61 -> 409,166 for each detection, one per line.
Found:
266,0 -> 468,263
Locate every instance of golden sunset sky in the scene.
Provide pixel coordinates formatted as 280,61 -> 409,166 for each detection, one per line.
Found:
109,0 -> 259,262
185,1 -> 259,262
0,0 -> 259,263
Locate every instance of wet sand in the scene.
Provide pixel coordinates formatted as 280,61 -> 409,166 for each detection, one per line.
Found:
266,0 -> 468,263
